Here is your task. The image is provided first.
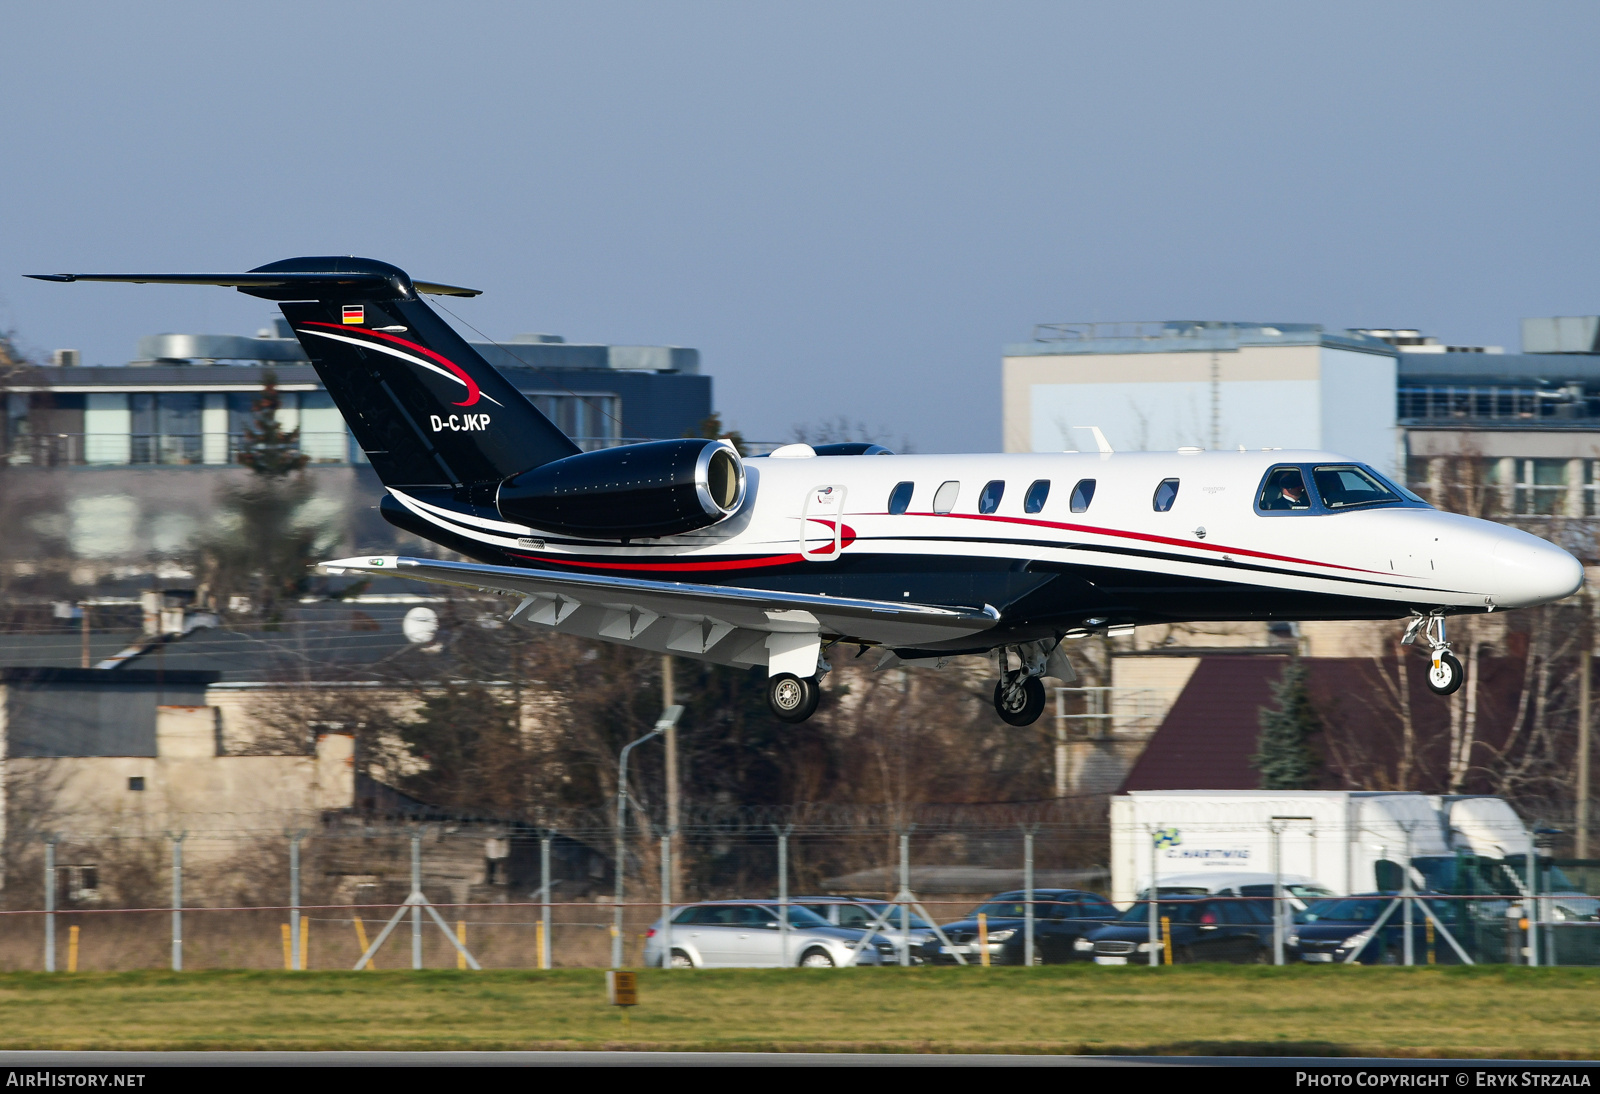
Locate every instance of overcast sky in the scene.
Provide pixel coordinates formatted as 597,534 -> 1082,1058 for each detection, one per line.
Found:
3,2 -> 1598,452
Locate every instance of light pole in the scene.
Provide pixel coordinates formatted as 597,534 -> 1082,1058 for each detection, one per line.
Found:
612,705 -> 683,968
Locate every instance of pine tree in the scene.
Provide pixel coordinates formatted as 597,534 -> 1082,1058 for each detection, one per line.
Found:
236,370 -> 308,478
1252,658 -> 1323,789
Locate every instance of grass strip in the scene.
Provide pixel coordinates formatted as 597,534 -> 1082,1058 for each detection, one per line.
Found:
0,965 -> 1593,1057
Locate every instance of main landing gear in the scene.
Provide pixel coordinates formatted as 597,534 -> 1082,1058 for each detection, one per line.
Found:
991,641 -> 1068,727
1403,611 -> 1464,696
767,673 -> 822,723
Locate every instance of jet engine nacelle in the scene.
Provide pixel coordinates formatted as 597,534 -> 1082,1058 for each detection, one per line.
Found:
496,438 -> 746,539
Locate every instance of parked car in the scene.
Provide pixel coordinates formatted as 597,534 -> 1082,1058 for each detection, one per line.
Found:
1287,892 -> 1463,964
642,901 -> 892,968
792,896 -> 938,963
1138,871 -> 1335,913
1075,896 -> 1273,964
919,889 -> 1120,965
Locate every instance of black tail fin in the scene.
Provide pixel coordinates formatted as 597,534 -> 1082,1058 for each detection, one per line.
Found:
263,258 -> 578,489
28,256 -> 580,490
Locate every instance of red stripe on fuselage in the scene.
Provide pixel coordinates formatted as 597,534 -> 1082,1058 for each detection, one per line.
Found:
505,512 -> 1380,578
303,321 -> 482,407
904,511 -> 1384,574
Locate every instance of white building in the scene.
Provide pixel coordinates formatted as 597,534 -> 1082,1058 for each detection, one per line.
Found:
1002,321 -> 1400,473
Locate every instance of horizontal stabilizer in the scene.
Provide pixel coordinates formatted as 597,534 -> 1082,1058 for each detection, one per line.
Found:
25,272 -> 481,297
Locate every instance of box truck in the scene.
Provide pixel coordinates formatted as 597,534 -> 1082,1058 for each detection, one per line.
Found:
1108,790 -> 1528,904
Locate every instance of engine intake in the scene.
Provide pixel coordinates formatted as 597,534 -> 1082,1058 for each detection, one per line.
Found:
496,438 -> 746,539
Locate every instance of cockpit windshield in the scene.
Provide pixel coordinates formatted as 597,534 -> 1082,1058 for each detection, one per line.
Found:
1312,465 -> 1402,510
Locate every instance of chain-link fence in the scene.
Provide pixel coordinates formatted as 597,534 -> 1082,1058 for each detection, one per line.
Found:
2,804 -> 1596,971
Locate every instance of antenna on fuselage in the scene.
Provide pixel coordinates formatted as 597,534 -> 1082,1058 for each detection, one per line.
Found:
1072,426 -> 1114,455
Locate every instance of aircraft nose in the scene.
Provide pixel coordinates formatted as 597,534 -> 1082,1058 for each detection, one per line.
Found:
1490,530 -> 1584,608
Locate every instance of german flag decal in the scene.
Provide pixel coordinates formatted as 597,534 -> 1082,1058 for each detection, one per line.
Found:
342,305 -> 365,325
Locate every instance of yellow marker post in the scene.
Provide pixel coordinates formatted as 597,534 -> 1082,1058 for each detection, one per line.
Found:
301,918 -> 309,970
536,920 -> 546,969
67,926 -> 79,973
607,970 -> 638,1034
354,917 -> 374,968
977,913 -> 990,967
1160,916 -> 1173,965
1426,916 -> 1436,965
457,921 -> 468,970
281,924 -> 292,970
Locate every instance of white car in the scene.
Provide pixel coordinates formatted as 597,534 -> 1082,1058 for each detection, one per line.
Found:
1139,871 -> 1335,913
792,896 -> 938,963
642,901 -> 890,968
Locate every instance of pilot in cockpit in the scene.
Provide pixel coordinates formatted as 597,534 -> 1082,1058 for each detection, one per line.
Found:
1261,467 -> 1311,511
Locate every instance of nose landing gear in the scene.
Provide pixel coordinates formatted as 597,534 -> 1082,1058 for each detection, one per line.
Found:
1404,611 -> 1464,696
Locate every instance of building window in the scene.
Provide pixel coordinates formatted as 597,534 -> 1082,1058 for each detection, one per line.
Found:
128,776 -> 145,792
1152,478 -> 1180,512
887,481 -> 914,514
1070,479 -> 1096,513
1024,480 -> 1050,514
932,481 -> 960,514
1518,459 -> 1568,516
978,480 -> 1005,514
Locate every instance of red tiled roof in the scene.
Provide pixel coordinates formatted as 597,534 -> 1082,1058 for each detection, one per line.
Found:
1120,656 -> 1289,791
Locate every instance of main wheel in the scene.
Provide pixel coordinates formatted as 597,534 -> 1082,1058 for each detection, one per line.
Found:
768,673 -> 821,723
1426,651 -> 1464,696
799,948 -> 836,968
993,675 -> 1047,726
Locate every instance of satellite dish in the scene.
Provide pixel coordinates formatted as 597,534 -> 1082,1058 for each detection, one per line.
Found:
402,606 -> 439,645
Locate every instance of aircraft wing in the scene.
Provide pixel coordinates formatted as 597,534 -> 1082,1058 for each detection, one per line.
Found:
320,554 -> 999,671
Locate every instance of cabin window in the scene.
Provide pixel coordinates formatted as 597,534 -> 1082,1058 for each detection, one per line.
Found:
1313,465 -> 1401,510
1258,466 -> 1312,512
978,480 -> 1005,514
1069,479 -> 1096,513
1024,479 -> 1050,514
128,777 -> 145,792
932,481 -> 960,514
1153,478 -> 1180,512
887,481 -> 914,514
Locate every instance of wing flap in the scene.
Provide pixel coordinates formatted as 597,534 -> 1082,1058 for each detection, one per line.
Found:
321,554 -> 997,659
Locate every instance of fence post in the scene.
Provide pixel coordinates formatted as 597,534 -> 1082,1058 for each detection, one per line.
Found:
288,831 -> 303,972
1270,822 -> 1284,965
170,833 -> 185,972
540,830 -> 553,971
1147,824 -> 1160,966
775,825 -> 792,967
1022,827 -> 1035,967
410,831 -> 423,970
661,829 -> 673,970
900,828 -> 912,967
1526,839 -> 1540,968
1402,824 -> 1415,966
43,837 -> 56,973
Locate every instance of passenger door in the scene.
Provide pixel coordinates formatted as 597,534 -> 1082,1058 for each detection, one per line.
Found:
800,485 -> 847,561
724,904 -> 785,967
1186,902 -> 1234,962
687,905 -> 746,966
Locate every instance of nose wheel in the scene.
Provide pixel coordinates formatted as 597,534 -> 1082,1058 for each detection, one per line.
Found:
1427,652 -> 1465,695
767,673 -> 822,723
1405,611 -> 1465,696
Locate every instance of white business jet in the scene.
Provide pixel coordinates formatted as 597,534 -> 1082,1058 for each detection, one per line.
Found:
31,258 -> 1584,725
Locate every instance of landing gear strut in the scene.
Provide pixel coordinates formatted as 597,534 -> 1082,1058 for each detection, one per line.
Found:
767,673 -> 822,723
1404,611 -> 1464,696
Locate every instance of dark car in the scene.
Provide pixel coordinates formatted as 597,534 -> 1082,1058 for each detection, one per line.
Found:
918,889 -> 1120,965
1289,893 -> 1470,965
1076,896 -> 1273,964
